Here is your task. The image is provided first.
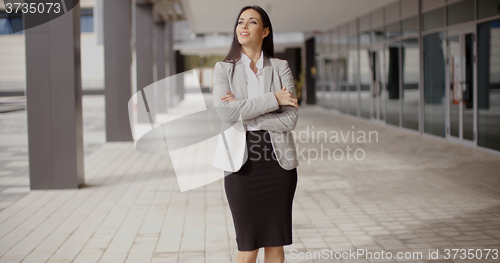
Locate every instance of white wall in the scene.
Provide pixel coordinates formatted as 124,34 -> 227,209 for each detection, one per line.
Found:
0,34 -> 25,92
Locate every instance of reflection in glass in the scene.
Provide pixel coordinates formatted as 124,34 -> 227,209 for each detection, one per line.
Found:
379,49 -> 387,122
0,19 -> 11,35
371,49 -> 386,121
332,36 -> 341,111
372,27 -> 385,43
323,58 -> 335,109
386,22 -> 400,39
385,42 -> 400,127
401,38 -> 420,131
329,32 -> 339,110
463,34 -> 474,141
315,34 -> 323,56
402,16 -> 418,37
372,51 -> 379,120
334,57 -> 347,111
423,8 -> 445,31
349,34 -> 359,116
81,14 -> 94,33
332,59 -> 341,110
340,36 -> 349,113
314,35 -> 323,107
447,33 -> 474,141
423,32 -> 446,137
478,0 -> 500,20
315,58 -> 325,107
447,0 -> 474,26
449,36 -> 460,138
477,20 -> 500,151
0,17 -> 23,35
359,32 -> 371,119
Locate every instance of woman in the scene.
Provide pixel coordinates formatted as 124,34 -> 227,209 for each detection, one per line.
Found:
212,5 -> 300,263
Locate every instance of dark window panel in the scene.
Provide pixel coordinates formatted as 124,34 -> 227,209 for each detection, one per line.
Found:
447,0 -> 474,26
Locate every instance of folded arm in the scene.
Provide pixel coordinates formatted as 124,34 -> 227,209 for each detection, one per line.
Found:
243,60 -> 299,132
212,62 -> 280,123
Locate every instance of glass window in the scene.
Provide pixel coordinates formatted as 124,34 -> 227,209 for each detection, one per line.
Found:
81,15 -> 94,33
448,35 -> 461,138
423,32 -> 446,137
324,58 -> 334,86
323,58 -> 334,109
372,26 -> 385,43
315,35 -> 323,107
423,8 -> 445,31
80,9 -> 94,33
315,57 -> 325,107
447,34 -> 474,141
339,36 -> 349,113
401,37 -> 420,131
0,17 -> 23,35
348,34 -> 359,116
330,59 -> 340,109
324,31 -> 332,54
378,49 -> 387,121
385,41 -> 400,127
315,34 -> 323,55
332,36 -> 343,111
0,18 -> 11,35
477,20 -> 500,151
447,0 -> 474,26
478,0 -> 500,20
386,22 -> 400,39
359,32 -> 371,119
402,16 -> 418,36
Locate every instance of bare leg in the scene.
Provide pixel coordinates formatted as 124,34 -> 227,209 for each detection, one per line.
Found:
236,249 -> 259,263
264,246 -> 284,263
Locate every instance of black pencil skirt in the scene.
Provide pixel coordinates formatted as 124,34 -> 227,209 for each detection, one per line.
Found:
224,130 -> 298,251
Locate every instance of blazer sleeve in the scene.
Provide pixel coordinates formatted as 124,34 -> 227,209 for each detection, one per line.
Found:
212,62 -> 280,122
242,60 -> 299,132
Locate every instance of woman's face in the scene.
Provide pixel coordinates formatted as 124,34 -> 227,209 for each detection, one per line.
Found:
236,8 -> 269,49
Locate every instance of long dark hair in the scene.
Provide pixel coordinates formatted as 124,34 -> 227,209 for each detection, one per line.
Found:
223,5 -> 275,63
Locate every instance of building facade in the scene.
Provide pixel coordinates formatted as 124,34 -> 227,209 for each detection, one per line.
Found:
314,0 -> 500,153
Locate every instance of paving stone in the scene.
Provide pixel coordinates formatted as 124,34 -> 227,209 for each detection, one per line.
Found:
0,95 -> 499,262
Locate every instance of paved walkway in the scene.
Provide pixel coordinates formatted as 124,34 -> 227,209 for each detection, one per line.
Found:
0,97 -> 25,114
0,94 -> 499,263
0,96 -> 105,211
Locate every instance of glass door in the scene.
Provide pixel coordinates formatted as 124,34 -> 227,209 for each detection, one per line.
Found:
446,26 -> 476,144
370,45 -> 386,123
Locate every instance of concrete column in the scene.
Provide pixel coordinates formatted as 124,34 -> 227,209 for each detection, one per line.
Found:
165,22 -> 175,109
104,0 -> 133,141
25,5 -> 84,189
154,22 -> 167,113
135,3 -> 155,123
165,22 -> 175,77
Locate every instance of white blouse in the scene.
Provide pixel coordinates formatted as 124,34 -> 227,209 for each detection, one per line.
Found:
241,51 -> 264,131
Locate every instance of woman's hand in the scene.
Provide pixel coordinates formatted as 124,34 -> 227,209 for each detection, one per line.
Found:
221,91 -> 236,102
274,87 -> 299,108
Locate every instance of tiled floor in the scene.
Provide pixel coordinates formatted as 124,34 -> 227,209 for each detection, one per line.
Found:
0,97 -> 25,114
0,94 -> 499,263
0,96 -> 105,212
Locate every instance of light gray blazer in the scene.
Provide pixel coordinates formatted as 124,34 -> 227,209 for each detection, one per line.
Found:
212,56 -> 299,175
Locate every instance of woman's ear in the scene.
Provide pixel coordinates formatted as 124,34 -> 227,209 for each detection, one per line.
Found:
263,27 -> 270,38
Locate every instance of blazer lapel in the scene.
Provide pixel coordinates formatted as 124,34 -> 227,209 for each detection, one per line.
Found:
232,60 -> 248,99
262,56 -> 273,93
